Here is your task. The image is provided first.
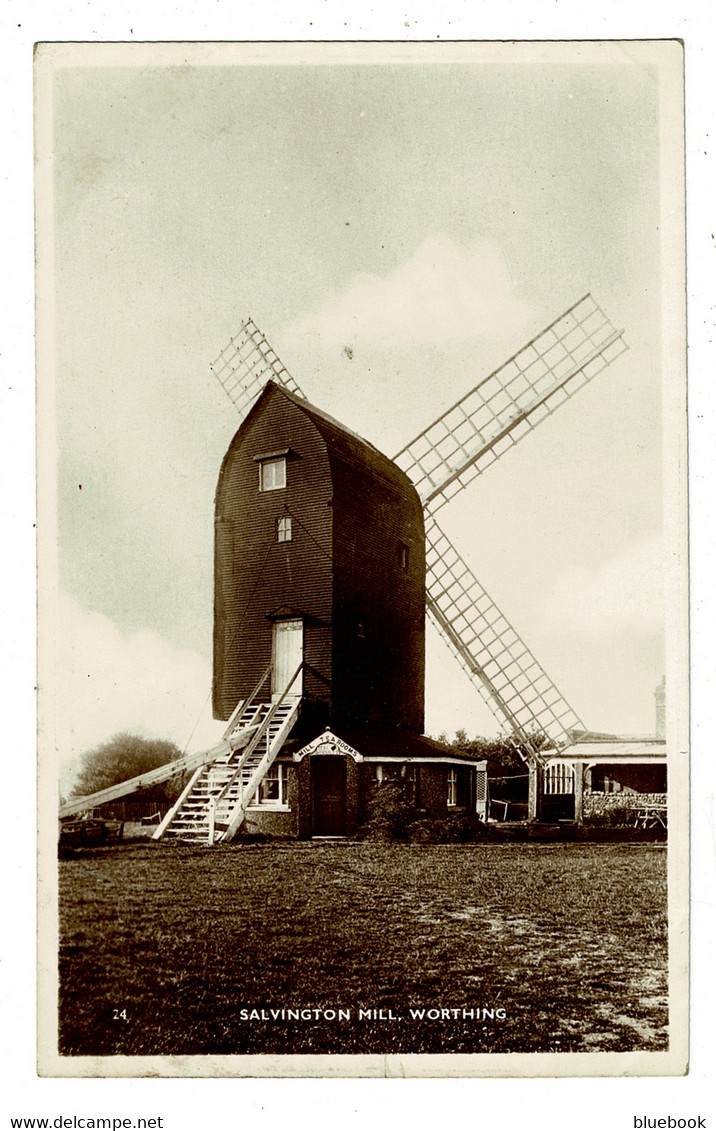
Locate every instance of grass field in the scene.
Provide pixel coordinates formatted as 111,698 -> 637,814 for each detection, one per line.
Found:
58,840 -> 668,1057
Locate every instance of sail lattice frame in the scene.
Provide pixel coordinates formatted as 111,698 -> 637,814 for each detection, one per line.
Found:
425,514 -> 585,752
394,294 -> 628,513
210,317 -> 306,421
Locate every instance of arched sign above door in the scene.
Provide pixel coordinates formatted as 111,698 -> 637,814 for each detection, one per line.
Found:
294,730 -> 363,763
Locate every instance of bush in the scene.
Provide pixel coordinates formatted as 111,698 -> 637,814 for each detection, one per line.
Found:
359,781 -> 419,840
409,813 -> 494,843
359,782 -> 492,843
585,805 -> 634,828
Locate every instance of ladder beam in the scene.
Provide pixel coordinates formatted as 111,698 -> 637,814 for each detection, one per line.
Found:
59,738 -> 233,818
153,705 -> 271,842
60,722 -> 262,818
155,664 -> 304,844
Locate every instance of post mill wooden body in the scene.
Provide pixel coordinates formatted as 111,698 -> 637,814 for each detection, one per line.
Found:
212,380 -> 426,734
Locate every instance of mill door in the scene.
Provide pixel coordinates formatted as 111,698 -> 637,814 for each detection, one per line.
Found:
271,619 -> 303,700
312,757 -> 347,836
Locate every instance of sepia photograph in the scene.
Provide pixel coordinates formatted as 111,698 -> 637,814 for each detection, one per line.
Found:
34,39 -> 687,1077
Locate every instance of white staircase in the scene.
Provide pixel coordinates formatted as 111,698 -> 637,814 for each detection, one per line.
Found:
154,663 -> 302,845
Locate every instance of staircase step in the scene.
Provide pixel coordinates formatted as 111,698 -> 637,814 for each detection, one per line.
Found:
157,697 -> 299,844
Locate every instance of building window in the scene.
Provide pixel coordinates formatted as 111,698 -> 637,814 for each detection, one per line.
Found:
357,616 -> 366,638
399,542 -> 410,570
254,763 -> 290,808
544,764 -> 575,795
589,764 -> 666,795
590,768 -> 614,794
277,515 -> 292,542
447,766 -> 470,807
259,457 -> 286,492
402,764 -> 418,806
372,763 -> 417,802
372,764 -> 400,785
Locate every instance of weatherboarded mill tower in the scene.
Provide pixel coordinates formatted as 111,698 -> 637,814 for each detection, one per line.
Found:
213,381 -> 425,735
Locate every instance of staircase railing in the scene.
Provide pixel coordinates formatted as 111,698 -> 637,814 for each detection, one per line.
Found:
151,664 -> 276,840
151,764 -> 207,840
222,662 -> 273,741
218,661 -> 303,842
212,661 -> 303,818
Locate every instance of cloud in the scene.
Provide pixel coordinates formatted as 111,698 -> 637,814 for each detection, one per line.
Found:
543,534 -> 664,639
45,593 -> 223,790
284,234 -> 533,350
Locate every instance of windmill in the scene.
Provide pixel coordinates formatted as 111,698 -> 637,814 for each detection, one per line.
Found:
59,293 -> 627,833
208,295 -> 627,805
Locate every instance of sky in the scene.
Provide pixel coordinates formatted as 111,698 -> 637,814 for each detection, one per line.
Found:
37,42 -> 683,788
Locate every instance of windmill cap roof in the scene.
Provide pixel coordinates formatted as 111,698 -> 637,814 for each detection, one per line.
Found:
261,380 -> 420,501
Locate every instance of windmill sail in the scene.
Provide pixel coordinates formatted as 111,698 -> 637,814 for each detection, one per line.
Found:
394,294 -> 628,514
210,317 -> 306,421
425,514 -> 584,754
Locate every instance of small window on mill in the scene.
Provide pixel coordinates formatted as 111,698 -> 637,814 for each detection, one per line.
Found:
399,542 -> 410,570
277,515 -> 292,543
258,456 -> 286,492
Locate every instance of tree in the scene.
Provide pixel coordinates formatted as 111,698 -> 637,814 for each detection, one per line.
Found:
447,729 -> 554,776
70,733 -> 186,803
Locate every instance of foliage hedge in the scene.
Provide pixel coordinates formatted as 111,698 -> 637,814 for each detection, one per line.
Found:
358,780 -> 493,843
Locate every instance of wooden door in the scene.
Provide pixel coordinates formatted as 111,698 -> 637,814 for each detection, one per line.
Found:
312,757 -> 347,836
271,619 -> 303,699
542,762 -> 575,821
